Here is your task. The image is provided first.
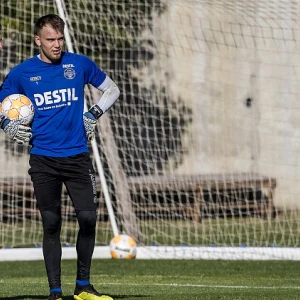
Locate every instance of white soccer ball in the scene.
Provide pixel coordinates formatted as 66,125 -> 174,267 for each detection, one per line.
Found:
0,94 -> 35,125
109,234 -> 137,259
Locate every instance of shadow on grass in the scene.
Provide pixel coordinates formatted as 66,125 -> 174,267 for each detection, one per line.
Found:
0,294 -> 149,299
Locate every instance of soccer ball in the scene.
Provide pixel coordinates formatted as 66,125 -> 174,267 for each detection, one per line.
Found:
0,94 -> 35,125
109,234 -> 137,259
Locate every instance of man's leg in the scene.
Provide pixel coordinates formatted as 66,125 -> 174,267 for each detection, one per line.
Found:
28,154 -> 63,296
63,154 -> 113,299
40,207 -> 62,289
75,210 -> 97,282
63,153 -> 98,284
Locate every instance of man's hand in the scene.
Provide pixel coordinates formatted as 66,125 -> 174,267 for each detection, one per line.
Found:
83,104 -> 103,141
0,116 -> 32,145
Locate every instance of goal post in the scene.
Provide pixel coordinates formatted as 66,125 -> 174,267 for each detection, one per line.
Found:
55,0 -> 121,239
1,0 -> 300,260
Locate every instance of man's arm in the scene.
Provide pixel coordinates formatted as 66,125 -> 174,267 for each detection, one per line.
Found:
0,114 -> 32,145
83,76 -> 120,141
0,68 -> 32,145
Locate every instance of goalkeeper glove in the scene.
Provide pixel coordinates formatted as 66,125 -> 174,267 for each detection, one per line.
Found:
83,104 -> 103,141
0,115 -> 32,145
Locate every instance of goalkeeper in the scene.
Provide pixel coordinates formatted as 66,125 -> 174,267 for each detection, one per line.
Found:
0,14 -> 119,300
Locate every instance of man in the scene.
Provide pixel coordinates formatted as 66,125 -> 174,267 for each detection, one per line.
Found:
0,15 -> 119,300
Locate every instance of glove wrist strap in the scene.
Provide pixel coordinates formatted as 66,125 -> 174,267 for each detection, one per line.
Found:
0,115 -> 7,130
89,104 -> 103,120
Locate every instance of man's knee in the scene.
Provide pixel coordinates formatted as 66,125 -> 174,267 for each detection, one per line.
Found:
76,210 -> 97,233
40,207 -> 62,235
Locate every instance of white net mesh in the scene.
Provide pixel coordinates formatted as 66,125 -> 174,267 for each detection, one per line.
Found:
1,0 -> 300,255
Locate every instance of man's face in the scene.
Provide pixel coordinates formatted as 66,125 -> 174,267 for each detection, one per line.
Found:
34,25 -> 64,63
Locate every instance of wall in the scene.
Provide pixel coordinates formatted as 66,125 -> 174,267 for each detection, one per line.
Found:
146,0 -> 300,208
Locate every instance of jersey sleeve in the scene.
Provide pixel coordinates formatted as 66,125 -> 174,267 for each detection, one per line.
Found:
0,67 -> 24,103
82,55 -> 107,88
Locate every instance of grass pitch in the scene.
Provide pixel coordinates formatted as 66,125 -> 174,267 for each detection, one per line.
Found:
0,259 -> 300,299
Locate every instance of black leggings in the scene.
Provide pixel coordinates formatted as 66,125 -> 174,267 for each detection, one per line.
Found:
41,207 -> 97,289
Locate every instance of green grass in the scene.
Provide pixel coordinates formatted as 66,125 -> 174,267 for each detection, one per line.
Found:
3,212 -> 300,248
1,259 -> 300,299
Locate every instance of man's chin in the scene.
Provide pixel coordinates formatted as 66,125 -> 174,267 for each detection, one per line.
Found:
50,54 -> 62,63
54,53 -> 61,58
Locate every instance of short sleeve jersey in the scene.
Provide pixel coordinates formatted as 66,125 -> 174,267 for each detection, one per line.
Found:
0,52 -> 106,157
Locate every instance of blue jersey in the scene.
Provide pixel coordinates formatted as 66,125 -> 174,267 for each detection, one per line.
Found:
0,52 -> 106,157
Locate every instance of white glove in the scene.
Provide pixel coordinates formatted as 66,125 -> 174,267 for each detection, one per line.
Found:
0,116 -> 32,145
83,104 -> 103,141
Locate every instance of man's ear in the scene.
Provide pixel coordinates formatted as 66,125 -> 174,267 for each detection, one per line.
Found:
34,35 -> 41,47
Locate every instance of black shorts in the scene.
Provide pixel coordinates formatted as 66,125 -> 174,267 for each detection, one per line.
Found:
28,153 -> 98,211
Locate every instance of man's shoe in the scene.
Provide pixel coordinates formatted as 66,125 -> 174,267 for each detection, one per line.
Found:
48,292 -> 63,300
74,284 -> 113,300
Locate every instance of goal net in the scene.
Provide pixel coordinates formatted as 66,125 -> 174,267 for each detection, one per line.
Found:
1,0 -> 300,260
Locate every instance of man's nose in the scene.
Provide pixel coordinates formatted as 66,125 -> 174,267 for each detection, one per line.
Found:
54,40 -> 60,47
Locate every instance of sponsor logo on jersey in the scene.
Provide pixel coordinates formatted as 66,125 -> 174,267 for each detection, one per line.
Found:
62,64 -> 75,68
64,68 -> 76,80
30,76 -> 42,82
34,88 -> 78,110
